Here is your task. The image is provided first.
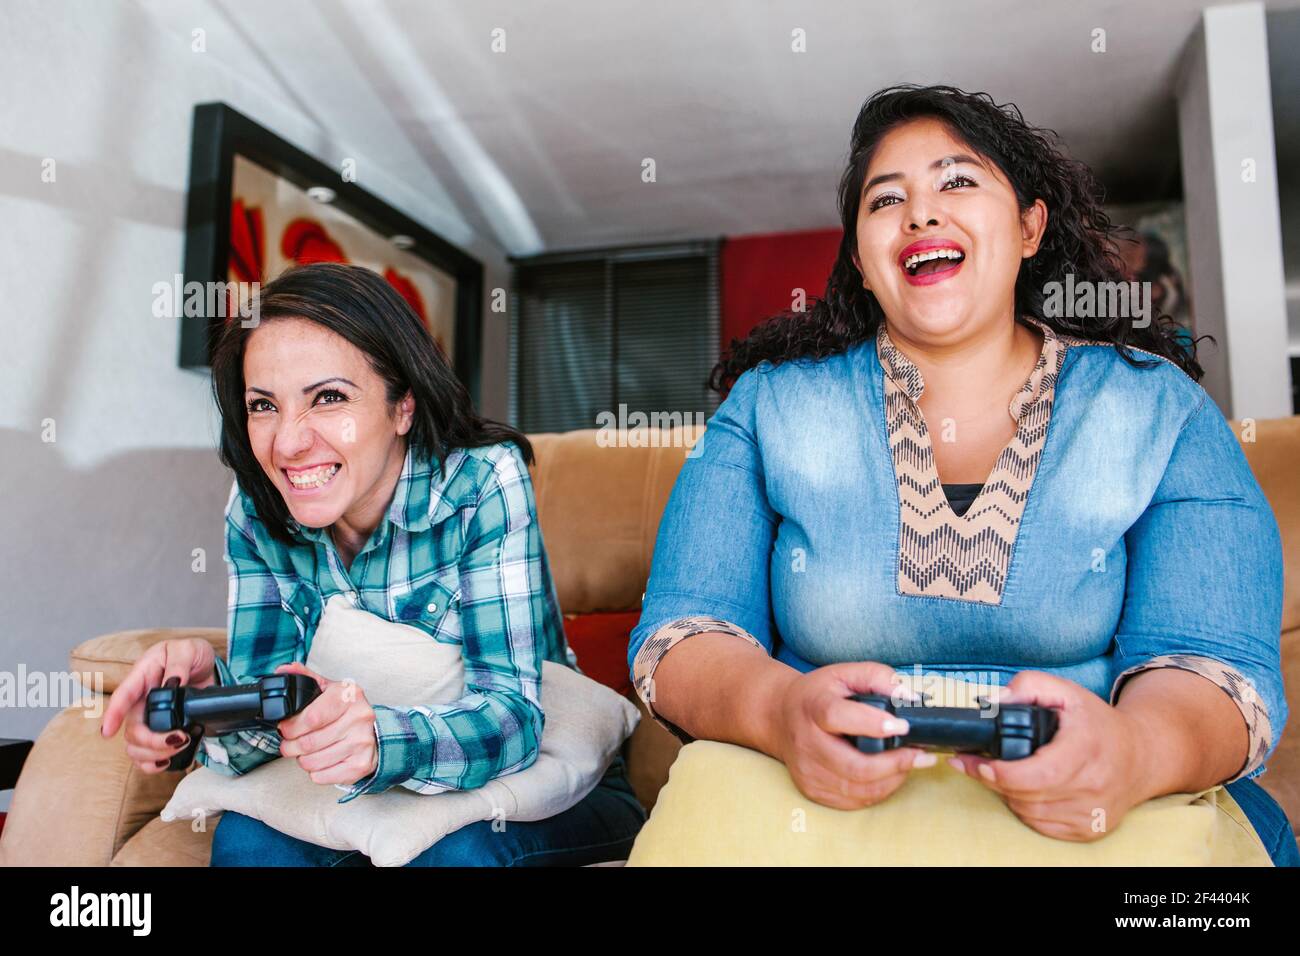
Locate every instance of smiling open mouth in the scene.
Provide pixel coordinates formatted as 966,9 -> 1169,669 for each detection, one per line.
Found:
903,248 -> 965,277
284,463 -> 341,490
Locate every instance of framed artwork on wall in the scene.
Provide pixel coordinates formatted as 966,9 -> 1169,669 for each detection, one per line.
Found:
178,102 -> 483,401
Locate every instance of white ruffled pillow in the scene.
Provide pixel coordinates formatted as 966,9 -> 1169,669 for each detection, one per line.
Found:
161,594 -> 639,866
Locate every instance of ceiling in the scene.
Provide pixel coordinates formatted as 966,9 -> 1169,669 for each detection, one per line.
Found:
137,0 -> 1300,256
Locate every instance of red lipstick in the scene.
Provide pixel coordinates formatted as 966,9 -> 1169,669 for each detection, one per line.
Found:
898,239 -> 966,287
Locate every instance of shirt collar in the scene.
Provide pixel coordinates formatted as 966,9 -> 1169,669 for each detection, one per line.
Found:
875,316 -> 1064,423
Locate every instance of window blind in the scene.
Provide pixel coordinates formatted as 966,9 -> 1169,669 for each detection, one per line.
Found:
510,241 -> 720,433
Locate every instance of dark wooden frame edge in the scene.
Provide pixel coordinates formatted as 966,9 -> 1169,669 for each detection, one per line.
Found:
178,102 -> 483,404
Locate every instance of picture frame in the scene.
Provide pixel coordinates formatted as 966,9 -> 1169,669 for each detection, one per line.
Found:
178,102 -> 483,402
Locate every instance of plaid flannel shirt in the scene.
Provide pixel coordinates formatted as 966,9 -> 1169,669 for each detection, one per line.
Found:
195,440 -> 575,803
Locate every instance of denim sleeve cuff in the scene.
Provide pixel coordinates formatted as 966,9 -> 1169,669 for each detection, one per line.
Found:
1110,653 -> 1272,784
631,616 -> 767,744
335,705 -> 425,803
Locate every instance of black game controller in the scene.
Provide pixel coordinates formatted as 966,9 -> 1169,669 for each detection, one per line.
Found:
849,693 -> 1058,761
146,673 -> 322,771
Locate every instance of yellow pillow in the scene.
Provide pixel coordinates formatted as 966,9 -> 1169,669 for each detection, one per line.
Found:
628,676 -> 1271,866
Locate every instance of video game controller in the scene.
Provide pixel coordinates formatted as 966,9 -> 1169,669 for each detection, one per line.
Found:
848,693 -> 1058,760
145,673 -> 322,771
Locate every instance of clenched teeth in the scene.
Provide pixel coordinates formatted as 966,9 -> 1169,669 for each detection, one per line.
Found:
287,463 -> 340,488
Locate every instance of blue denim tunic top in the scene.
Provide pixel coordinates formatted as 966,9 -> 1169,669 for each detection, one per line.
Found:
628,321 -> 1285,782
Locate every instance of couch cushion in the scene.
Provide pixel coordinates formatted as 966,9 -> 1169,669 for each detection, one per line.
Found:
563,611 -> 640,697
70,628 -> 227,694
1259,624 -> 1300,836
111,814 -> 215,866
1234,416 -> 1300,633
527,427 -> 701,615
0,704 -> 184,866
628,740 -> 1270,865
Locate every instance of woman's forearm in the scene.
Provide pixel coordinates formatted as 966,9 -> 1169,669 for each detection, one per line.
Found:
655,641 -> 1252,803
1115,667 -> 1250,799
651,633 -> 800,758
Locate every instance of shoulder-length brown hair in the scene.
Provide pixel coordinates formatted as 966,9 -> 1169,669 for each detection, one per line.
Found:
210,262 -> 531,544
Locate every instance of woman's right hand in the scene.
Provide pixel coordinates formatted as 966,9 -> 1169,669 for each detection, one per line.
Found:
100,638 -> 217,774
774,661 -> 933,810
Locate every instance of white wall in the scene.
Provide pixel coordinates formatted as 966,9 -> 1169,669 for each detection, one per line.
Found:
0,0 -> 509,810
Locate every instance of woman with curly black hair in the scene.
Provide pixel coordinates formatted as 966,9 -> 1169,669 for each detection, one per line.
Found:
627,85 -> 1296,864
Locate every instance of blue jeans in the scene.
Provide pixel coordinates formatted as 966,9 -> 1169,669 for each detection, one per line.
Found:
210,757 -> 646,867
1224,777 -> 1299,867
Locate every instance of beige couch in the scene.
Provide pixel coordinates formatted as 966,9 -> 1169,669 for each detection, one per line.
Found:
2,418 -> 1297,865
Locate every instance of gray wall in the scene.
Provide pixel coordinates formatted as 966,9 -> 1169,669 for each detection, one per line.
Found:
1268,6 -> 1300,360
0,0 -> 509,810
1176,3 -> 1292,419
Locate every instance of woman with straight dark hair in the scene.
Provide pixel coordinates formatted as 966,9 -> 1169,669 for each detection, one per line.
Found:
101,262 -> 645,865
628,84 -> 1297,865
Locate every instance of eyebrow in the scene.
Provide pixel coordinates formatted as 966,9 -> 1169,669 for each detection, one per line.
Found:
863,154 -> 982,194
245,377 -> 358,398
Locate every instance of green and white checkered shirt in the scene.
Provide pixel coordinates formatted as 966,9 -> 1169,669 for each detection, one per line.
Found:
195,440 -> 575,803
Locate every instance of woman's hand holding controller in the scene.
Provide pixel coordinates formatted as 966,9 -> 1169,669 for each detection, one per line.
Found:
773,661 -> 932,810
274,661 -> 379,786
947,670 -> 1146,841
100,638 -> 217,774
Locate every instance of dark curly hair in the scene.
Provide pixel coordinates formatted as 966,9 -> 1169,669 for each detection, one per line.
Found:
211,262 -> 531,545
711,84 -> 1202,392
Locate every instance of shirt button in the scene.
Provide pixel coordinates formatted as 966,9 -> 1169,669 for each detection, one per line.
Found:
427,602 -> 438,613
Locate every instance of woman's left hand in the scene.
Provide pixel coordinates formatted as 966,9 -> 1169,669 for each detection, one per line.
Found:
948,671 -> 1149,841
274,662 -> 379,786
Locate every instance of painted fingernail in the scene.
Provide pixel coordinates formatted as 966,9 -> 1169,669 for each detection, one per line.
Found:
881,718 -> 910,734
978,763 -> 996,781
165,733 -> 185,747
913,752 -> 938,768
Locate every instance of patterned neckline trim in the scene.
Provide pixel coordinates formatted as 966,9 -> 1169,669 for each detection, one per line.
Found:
875,316 -> 1081,605
874,317 -> 1064,424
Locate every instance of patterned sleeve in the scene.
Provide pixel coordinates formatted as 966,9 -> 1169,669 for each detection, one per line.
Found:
1110,654 -> 1272,784
337,444 -> 551,802
1109,394 -> 1285,785
632,616 -> 768,743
